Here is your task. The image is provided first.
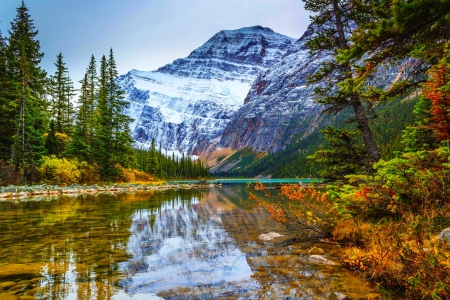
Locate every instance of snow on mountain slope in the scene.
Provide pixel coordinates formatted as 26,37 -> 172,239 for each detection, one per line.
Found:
118,26 -> 296,154
219,25 -> 328,153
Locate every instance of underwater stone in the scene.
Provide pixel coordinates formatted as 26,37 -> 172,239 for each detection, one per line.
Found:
438,228 -> 450,246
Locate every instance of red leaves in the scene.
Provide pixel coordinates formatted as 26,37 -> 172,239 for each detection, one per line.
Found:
424,64 -> 450,144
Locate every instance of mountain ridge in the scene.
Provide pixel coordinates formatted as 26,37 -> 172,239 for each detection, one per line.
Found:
118,25 -> 297,155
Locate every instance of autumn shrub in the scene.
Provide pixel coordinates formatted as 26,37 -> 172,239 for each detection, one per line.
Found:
331,148 -> 450,298
332,218 -> 372,246
114,164 -> 153,183
342,215 -> 450,299
39,155 -> 81,185
250,183 -> 338,238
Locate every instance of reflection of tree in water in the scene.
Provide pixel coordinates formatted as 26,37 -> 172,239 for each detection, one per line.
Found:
0,190 -> 206,299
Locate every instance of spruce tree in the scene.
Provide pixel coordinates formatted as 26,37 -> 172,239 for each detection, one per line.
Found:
66,73 -> 91,161
86,55 -> 97,145
45,120 -> 58,155
49,52 -> 74,134
147,138 -> 159,177
93,55 -> 112,177
303,0 -> 380,167
93,49 -> 134,179
0,29 -> 14,160
107,49 -> 134,169
7,1 -> 47,183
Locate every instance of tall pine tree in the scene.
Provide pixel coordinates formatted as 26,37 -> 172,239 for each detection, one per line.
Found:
93,50 -> 134,179
7,1 -> 47,183
0,29 -> 14,161
303,0 -> 380,169
49,52 -> 74,135
66,72 -> 91,161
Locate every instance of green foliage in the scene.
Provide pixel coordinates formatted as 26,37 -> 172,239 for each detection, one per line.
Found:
48,52 -> 75,134
6,1 -> 47,183
308,127 -> 367,181
45,120 -> 58,156
135,147 -> 210,179
402,95 -> 438,152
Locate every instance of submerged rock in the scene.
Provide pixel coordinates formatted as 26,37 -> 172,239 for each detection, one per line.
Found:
439,228 -> 450,246
334,292 -> 349,300
308,255 -> 336,266
258,232 -> 283,240
308,247 -> 325,255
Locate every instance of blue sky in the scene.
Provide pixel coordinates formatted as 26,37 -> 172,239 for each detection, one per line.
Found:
0,0 -> 310,89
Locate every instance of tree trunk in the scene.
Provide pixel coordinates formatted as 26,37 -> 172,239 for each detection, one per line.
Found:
332,0 -> 381,163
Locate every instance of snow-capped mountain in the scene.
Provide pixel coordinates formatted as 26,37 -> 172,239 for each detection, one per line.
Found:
218,25 -> 328,153
117,26 -> 296,154
218,23 -> 414,153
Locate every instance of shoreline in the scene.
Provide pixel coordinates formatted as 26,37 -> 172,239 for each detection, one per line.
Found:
0,182 -> 222,200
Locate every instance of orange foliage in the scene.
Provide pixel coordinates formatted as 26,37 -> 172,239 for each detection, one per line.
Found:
250,183 -> 337,237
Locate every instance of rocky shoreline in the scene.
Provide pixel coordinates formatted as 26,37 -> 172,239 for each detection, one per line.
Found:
0,182 -> 222,200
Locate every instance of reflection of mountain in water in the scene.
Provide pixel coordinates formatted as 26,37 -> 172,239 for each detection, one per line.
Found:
122,191 -> 258,296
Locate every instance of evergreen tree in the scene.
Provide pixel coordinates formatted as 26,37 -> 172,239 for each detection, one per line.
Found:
93,50 -> 134,179
93,55 -> 112,177
308,127 -> 367,181
303,0 -> 380,168
66,73 -> 91,161
402,95 -> 438,152
147,138 -> 160,177
339,0 -> 450,98
86,55 -> 97,147
49,52 -> 74,134
0,29 -> 14,160
107,49 -> 134,169
7,1 -> 47,183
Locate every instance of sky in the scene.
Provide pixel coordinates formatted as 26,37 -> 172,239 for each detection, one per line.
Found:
0,0 -> 311,91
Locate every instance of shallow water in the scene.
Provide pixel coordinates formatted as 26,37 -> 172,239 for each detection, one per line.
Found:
0,186 -> 377,299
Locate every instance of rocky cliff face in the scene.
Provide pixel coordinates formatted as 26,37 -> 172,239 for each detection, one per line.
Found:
218,26 -> 328,153
117,26 -> 296,155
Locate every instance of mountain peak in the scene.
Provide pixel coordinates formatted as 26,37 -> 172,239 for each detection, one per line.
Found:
156,26 -> 296,80
222,25 -> 274,34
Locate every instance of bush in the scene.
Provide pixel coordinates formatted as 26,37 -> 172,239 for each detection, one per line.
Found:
114,164 -> 153,183
39,156 -> 81,185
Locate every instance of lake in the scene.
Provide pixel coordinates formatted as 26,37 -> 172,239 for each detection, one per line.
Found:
0,185 -> 377,299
